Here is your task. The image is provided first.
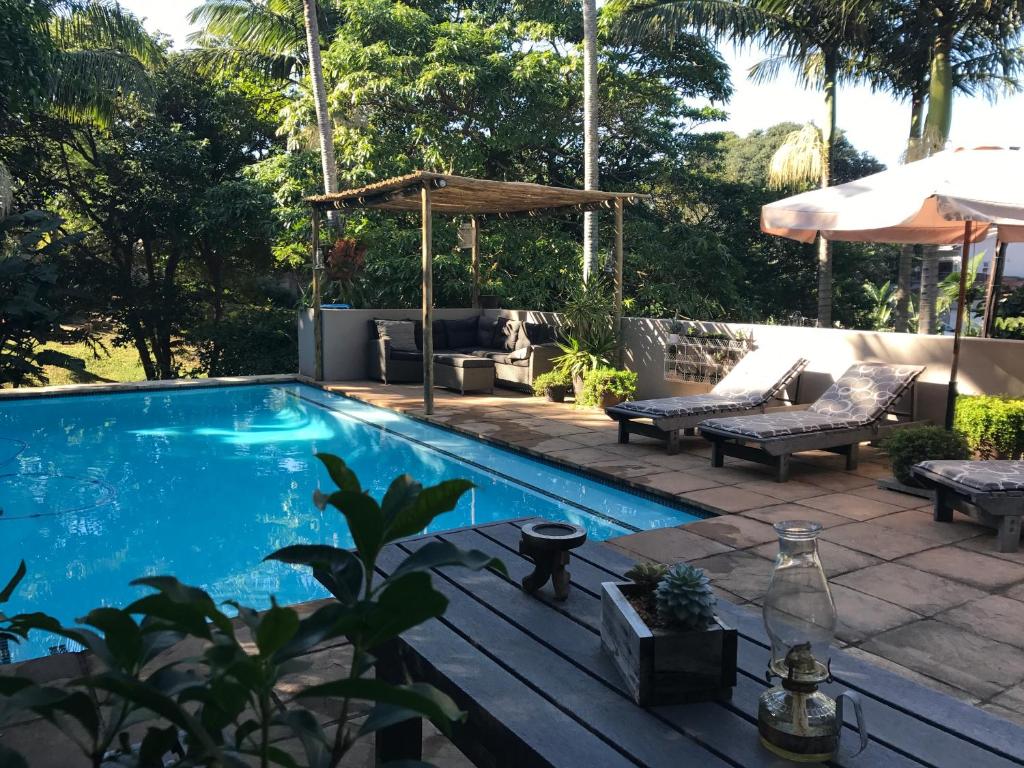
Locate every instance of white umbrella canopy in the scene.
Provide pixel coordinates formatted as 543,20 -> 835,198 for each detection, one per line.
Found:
761,147 -> 1024,244
760,146 -> 1024,429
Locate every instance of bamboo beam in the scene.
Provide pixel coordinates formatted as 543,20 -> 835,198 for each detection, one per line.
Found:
470,215 -> 480,309
945,221 -> 972,429
613,197 -> 624,367
421,183 -> 434,415
311,206 -> 323,381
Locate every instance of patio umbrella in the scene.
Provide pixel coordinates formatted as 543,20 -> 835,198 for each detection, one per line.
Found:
760,147 -> 1024,428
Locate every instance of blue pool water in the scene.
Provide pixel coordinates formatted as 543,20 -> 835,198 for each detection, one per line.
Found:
0,383 -> 701,662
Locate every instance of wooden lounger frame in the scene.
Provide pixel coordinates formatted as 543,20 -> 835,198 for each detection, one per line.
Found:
913,470 -> 1024,552
701,384 -> 924,482
609,366 -> 803,456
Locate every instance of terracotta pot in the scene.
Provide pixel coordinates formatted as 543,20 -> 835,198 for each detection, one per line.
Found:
599,392 -> 625,408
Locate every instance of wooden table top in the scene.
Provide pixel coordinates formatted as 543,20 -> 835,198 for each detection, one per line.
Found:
376,518 -> 1024,768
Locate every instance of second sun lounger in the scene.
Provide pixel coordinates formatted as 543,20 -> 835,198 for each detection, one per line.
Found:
699,362 -> 925,481
605,350 -> 808,454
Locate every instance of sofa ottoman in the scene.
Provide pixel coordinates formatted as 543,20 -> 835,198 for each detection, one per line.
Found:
434,353 -> 495,394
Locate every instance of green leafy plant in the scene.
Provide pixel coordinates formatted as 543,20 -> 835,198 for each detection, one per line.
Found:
654,564 -> 717,631
862,280 -> 897,331
953,395 -> 1024,459
0,456 -> 504,767
552,331 -> 616,383
578,367 -> 638,407
937,253 -> 985,334
881,426 -> 970,485
532,369 -> 571,397
624,561 -> 668,592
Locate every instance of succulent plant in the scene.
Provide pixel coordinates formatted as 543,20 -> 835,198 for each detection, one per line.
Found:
624,561 -> 668,591
654,563 -> 717,630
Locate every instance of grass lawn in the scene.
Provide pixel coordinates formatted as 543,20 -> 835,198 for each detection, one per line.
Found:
38,335 -> 147,385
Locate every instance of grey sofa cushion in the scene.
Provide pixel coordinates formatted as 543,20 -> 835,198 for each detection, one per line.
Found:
498,320 -> 522,351
374,319 -> 417,352
477,315 -> 506,347
389,349 -> 423,362
434,353 -> 495,369
443,317 -> 478,349
523,322 -> 557,345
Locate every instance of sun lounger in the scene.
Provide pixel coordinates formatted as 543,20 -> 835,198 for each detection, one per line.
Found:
699,362 -> 925,482
912,460 -> 1024,552
605,350 -> 808,454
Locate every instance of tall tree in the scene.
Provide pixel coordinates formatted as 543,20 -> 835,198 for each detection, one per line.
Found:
189,0 -> 340,226
614,0 -> 873,327
860,1 -> 1024,332
582,0 -> 600,279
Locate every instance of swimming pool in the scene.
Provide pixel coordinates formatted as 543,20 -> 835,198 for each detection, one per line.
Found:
0,382 -> 702,662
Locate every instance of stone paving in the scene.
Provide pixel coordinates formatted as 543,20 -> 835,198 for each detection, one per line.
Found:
328,380 -> 1024,727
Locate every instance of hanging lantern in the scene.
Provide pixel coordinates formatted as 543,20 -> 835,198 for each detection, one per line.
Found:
458,220 -> 475,249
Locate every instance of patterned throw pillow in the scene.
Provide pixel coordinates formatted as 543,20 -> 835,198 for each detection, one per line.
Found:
374,320 -> 418,352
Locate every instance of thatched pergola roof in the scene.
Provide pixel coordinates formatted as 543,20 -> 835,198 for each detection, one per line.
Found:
307,171 -> 646,414
306,171 -> 647,215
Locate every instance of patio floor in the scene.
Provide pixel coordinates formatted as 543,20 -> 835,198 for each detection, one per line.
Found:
326,380 -> 1024,727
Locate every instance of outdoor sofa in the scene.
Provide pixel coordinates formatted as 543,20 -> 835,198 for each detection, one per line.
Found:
604,349 -> 808,454
698,362 -> 926,482
367,315 -> 560,392
912,460 -> 1024,552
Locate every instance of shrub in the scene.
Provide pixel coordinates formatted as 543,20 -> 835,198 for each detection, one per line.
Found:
187,304 -> 298,377
0,456 -> 504,767
953,394 -> 1024,459
532,369 -> 571,396
578,367 -> 638,406
882,426 -> 969,485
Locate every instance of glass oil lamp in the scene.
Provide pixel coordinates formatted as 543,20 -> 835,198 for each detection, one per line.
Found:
758,521 -> 867,762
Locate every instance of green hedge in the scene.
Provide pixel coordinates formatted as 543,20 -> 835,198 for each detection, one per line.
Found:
881,426 -> 969,485
953,394 -> 1024,459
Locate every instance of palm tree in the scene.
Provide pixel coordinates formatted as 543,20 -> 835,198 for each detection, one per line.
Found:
615,0 -> 873,327
189,0 -> 341,226
859,1 -> 1023,333
39,0 -> 163,127
582,0 -> 600,280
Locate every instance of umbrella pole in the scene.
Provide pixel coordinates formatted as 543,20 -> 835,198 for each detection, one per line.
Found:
945,221 -> 972,429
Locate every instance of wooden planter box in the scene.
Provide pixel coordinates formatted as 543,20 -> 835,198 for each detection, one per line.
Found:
600,582 -> 737,706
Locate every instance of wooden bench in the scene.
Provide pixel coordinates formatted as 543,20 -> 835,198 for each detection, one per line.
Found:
374,518 -> 1024,768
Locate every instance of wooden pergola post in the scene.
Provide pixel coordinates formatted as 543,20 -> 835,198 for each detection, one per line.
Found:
421,183 -> 434,415
470,215 -> 481,309
613,197 -> 624,367
311,205 -> 323,381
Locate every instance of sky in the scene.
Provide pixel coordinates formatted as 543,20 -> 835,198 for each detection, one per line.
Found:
122,0 -> 1024,169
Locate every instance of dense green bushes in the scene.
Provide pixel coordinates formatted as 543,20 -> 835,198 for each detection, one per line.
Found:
953,395 -> 1024,459
882,426 -> 970,485
578,368 -> 638,407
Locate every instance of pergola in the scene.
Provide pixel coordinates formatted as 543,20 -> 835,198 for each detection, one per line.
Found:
307,171 -> 647,414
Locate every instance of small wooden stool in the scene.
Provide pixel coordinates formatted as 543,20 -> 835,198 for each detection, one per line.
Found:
518,521 -> 587,601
